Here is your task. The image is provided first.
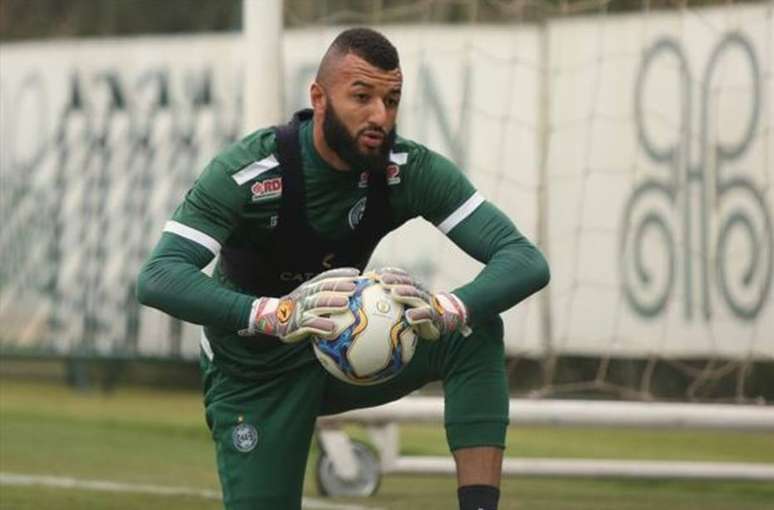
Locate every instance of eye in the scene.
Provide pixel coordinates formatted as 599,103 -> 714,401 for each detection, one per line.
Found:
385,96 -> 400,108
354,93 -> 369,103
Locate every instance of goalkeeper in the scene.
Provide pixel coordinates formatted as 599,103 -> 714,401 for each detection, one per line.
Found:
137,27 -> 549,510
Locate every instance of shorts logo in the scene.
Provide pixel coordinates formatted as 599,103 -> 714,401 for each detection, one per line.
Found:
251,177 -> 282,202
232,423 -> 258,452
386,164 -> 401,185
348,197 -> 367,230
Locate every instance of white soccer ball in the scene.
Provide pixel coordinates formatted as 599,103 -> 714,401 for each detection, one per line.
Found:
312,277 -> 418,385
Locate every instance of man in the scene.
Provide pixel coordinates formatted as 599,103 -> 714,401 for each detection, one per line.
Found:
137,27 -> 549,510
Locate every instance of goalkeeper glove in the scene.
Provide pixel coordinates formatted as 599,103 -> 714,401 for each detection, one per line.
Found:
369,267 -> 471,341
242,267 -> 360,343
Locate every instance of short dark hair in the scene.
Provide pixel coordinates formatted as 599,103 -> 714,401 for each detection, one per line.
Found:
329,27 -> 399,71
316,28 -> 399,83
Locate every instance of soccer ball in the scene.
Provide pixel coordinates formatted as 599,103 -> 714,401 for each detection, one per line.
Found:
312,277 -> 418,386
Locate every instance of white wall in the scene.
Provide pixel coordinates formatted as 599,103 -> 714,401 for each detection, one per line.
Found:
0,4 -> 771,359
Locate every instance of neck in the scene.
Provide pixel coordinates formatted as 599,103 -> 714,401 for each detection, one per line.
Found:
312,118 -> 351,171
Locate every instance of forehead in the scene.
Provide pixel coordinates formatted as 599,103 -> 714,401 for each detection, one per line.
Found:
329,53 -> 402,91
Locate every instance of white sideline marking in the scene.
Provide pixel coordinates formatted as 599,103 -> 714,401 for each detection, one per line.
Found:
0,472 -> 381,510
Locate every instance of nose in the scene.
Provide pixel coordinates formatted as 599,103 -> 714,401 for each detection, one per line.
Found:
367,99 -> 388,127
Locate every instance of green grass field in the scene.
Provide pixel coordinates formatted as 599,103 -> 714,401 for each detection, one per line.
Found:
1,379 -> 773,509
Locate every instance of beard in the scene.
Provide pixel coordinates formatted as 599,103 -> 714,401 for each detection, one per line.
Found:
322,99 -> 396,172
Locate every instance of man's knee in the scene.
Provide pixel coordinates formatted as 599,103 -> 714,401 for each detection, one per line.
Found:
442,314 -> 509,451
459,314 -> 506,366
476,314 -> 504,343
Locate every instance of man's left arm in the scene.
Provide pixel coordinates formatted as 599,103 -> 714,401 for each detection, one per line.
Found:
373,200 -> 548,339
374,146 -> 549,337
446,199 -> 550,324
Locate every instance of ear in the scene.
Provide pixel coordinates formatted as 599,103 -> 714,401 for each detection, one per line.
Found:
310,82 -> 326,115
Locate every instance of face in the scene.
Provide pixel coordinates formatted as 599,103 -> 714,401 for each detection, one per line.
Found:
322,99 -> 397,171
315,53 -> 402,171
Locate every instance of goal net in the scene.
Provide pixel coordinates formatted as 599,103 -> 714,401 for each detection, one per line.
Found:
281,0 -> 773,403
1,0 -> 771,404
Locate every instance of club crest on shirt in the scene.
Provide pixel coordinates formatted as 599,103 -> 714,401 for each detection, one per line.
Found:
348,197 -> 367,229
251,177 -> 282,202
232,422 -> 258,452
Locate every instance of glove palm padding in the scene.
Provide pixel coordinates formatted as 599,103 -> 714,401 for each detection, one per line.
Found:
370,267 -> 470,340
248,267 -> 360,343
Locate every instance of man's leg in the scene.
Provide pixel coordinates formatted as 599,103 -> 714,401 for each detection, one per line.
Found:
202,357 -> 326,510
454,446 -> 503,486
320,315 -> 508,510
442,316 -> 508,510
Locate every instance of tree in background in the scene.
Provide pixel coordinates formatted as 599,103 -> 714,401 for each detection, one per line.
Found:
0,0 -> 741,41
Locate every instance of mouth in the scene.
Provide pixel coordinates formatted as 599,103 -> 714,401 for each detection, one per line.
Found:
360,130 -> 385,149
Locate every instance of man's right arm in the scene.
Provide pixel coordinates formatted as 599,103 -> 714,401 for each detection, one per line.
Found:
136,230 -> 254,331
136,151 -> 360,341
136,157 -> 255,332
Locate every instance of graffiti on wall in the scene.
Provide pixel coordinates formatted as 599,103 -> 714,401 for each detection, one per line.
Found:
621,32 -> 772,321
1,66 -> 242,353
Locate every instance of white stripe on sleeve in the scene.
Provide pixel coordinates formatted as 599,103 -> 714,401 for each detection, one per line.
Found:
232,155 -> 280,185
163,221 -> 222,256
200,329 -> 214,361
436,192 -> 485,234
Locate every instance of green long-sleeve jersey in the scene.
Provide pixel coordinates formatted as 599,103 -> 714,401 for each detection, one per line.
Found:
137,118 -> 549,378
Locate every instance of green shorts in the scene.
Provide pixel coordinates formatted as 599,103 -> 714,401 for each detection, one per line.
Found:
201,315 -> 508,509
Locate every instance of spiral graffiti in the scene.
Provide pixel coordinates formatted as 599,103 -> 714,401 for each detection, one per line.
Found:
622,31 -> 772,321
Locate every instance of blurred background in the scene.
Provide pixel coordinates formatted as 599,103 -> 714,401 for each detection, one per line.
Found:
0,1 -> 772,509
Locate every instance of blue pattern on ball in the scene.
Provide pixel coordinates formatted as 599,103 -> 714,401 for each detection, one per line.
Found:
313,278 -> 408,384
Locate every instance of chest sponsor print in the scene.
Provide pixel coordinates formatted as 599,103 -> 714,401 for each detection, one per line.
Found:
251,177 -> 282,202
358,165 -> 401,188
386,164 -> 401,185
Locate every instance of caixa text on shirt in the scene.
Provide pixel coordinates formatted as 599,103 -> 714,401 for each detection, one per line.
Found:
279,255 -> 336,282
280,271 -> 319,282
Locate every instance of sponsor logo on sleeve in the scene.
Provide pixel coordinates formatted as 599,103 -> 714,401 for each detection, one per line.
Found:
251,177 -> 282,202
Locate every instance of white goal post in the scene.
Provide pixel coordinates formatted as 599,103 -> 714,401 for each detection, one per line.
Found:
242,0 -> 284,131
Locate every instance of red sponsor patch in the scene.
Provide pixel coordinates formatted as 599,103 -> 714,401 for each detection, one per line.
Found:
386,164 -> 401,185
251,177 -> 282,201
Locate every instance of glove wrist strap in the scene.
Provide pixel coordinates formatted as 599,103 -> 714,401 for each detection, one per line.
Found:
239,297 -> 279,336
442,292 -> 468,324
446,292 -> 472,337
